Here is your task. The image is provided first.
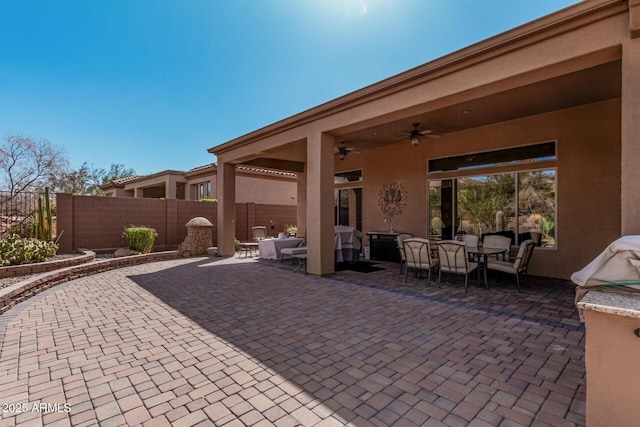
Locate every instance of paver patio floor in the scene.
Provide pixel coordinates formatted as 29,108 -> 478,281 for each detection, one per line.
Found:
0,256 -> 585,426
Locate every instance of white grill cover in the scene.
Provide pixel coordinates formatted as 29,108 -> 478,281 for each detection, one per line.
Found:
571,235 -> 640,290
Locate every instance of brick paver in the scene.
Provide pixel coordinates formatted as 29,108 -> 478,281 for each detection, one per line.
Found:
0,256 -> 585,425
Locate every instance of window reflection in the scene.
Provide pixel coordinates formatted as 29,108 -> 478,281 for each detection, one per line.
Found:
429,169 -> 556,247
457,174 -> 516,239
518,170 -> 556,247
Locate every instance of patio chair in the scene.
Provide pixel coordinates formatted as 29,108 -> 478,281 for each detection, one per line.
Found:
457,233 -> 480,262
396,233 -> 413,274
280,236 -> 307,263
437,240 -> 478,292
252,226 -> 268,242
486,239 -> 536,292
483,234 -> 512,260
403,238 -> 439,285
457,233 -> 479,247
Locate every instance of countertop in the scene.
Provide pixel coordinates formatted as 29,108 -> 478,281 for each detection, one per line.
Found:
577,289 -> 640,319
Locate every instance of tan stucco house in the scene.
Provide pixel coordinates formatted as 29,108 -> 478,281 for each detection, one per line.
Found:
209,0 -> 640,279
100,163 -> 297,206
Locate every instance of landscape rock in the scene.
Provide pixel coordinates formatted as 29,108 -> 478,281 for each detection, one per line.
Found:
114,248 -> 140,258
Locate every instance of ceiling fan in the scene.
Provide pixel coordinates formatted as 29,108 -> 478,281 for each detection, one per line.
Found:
395,122 -> 441,146
335,141 -> 359,160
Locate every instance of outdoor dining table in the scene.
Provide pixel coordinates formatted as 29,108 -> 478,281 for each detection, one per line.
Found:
466,246 -> 509,289
258,237 -> 304,260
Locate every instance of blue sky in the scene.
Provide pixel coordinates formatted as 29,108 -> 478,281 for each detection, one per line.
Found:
1,0 -> 580,175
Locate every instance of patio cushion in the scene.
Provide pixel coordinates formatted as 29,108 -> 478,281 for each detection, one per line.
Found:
485,259 -> 515,273
281,246 -> 307,256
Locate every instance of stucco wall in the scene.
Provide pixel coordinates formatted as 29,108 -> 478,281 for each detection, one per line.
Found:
338,99 -> 620,279
235,174 -> 297,205
235,202 -> 298,242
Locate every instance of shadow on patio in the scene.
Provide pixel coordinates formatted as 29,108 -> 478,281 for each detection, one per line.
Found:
128,257 -> 585,426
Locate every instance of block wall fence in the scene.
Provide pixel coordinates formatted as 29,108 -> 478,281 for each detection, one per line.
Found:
56,194 -> 297,253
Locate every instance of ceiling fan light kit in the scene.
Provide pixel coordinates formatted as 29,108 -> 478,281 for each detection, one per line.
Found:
397,122 -> 441,147
336,141 -> 356,160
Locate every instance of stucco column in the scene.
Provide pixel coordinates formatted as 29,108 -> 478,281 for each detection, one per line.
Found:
306,133 -> 335,275
217,161 -> 236,256
621,36 -> 640,234
296,171 -> 307,238
166,176 -> 177,199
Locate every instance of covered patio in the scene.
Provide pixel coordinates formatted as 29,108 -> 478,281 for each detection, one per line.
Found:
210,0 -> 640,279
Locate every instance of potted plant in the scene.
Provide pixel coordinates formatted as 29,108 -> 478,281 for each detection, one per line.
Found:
284,224 -> 297,237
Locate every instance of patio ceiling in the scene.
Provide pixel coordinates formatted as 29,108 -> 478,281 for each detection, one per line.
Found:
241,59 -> 621,171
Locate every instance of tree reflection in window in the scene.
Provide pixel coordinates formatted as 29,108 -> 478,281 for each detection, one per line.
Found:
457,174 -> 515,238
518,170 -> 556,246
430,169 -> 556,247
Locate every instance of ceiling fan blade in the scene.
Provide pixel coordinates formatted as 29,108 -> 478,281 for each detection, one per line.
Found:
425,134 -> 442,139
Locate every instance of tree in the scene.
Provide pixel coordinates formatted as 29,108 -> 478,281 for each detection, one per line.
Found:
50,162 -> 137,195
457,174 -> 515,235
101,164 -> 136,185
0,134 -> 68,196
49,162 -> 96,195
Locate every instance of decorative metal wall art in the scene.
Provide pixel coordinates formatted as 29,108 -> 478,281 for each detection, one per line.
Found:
378,183 -> 407,232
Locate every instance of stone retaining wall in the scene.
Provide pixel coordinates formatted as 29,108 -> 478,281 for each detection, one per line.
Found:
0,250 -> 179,315
0,252 -> 96,278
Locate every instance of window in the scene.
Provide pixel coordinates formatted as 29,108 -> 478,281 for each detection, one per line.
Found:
334,169 -> 363,184
518,170 -> 555,246
429,170 -> 556,247
429,141 -> 555,173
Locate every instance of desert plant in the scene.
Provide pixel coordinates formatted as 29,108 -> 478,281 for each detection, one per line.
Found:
0,234 -> 58,266
33,187 -> 54,241
123,226 -> 158,253
6,213 -> 37,238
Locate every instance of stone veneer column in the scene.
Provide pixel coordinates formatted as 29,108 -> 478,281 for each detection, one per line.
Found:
306,133 -> 335,276
621,19 -> 640,234
217,161 -> 236,256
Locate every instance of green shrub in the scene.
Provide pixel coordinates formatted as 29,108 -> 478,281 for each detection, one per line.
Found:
0,234 -> 58,266
199,198 -> 217,202
123,226 -> 158,253
5,214 -> 37,238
